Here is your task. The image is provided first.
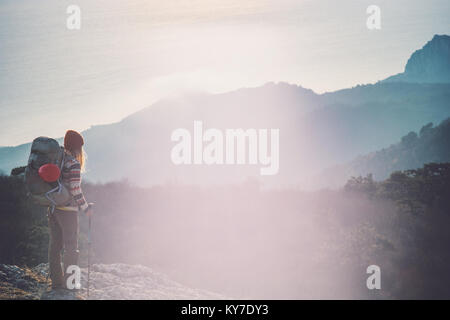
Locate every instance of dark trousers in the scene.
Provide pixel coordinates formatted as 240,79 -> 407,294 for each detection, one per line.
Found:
48,208 -> 79,288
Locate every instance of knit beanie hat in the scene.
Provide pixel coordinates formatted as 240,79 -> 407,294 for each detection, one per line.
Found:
64,130 -> 84,151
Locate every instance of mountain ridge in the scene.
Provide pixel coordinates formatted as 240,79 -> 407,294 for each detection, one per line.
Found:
1,35 -> 449,188
383,34 -> 450,84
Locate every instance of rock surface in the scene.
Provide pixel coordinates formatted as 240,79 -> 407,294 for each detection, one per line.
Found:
385,34 -> 450,83
0,263 -> 225,300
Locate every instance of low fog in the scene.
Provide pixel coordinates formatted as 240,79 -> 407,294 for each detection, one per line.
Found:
79,180 -> 445,299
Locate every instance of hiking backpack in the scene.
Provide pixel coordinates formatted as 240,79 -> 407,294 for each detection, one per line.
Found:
24,137 -> 72,207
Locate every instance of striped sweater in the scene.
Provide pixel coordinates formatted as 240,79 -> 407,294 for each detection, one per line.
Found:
58,151 -> 89,212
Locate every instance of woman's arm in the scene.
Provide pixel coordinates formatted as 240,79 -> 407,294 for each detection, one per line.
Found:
64,159 -> 89,212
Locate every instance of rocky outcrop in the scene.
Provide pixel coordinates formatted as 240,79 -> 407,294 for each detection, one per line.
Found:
0,263 -> 225,300
385,34 -> 450,84
0,264 -> 48,300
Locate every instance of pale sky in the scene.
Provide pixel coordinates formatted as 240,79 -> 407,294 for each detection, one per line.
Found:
1,0 -> 449,146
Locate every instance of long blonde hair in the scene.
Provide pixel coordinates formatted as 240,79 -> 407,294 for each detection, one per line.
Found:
69,147 -> 86,173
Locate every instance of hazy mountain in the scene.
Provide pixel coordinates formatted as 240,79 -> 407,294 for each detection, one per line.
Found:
1,35 -> 449,188
384,34 -> 450,84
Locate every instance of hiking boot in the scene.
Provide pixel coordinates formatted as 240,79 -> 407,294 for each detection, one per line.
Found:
51,284 -> 64,290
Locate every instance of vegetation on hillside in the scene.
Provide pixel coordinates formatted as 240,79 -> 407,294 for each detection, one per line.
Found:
321,118 -> 450,187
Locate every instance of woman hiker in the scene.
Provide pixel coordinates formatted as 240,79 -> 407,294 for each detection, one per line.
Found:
48,130 -> 93,290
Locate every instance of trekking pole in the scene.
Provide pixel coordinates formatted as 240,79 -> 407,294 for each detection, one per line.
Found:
46,206 -> 55,286
87,214 -> 91,299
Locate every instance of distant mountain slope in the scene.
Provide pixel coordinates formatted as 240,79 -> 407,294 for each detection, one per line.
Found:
318,118 -> 450,187
1,35 -> 449,188
384,34 -> 450,84
72,81 -> 450,188
1,83 -> 449,188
